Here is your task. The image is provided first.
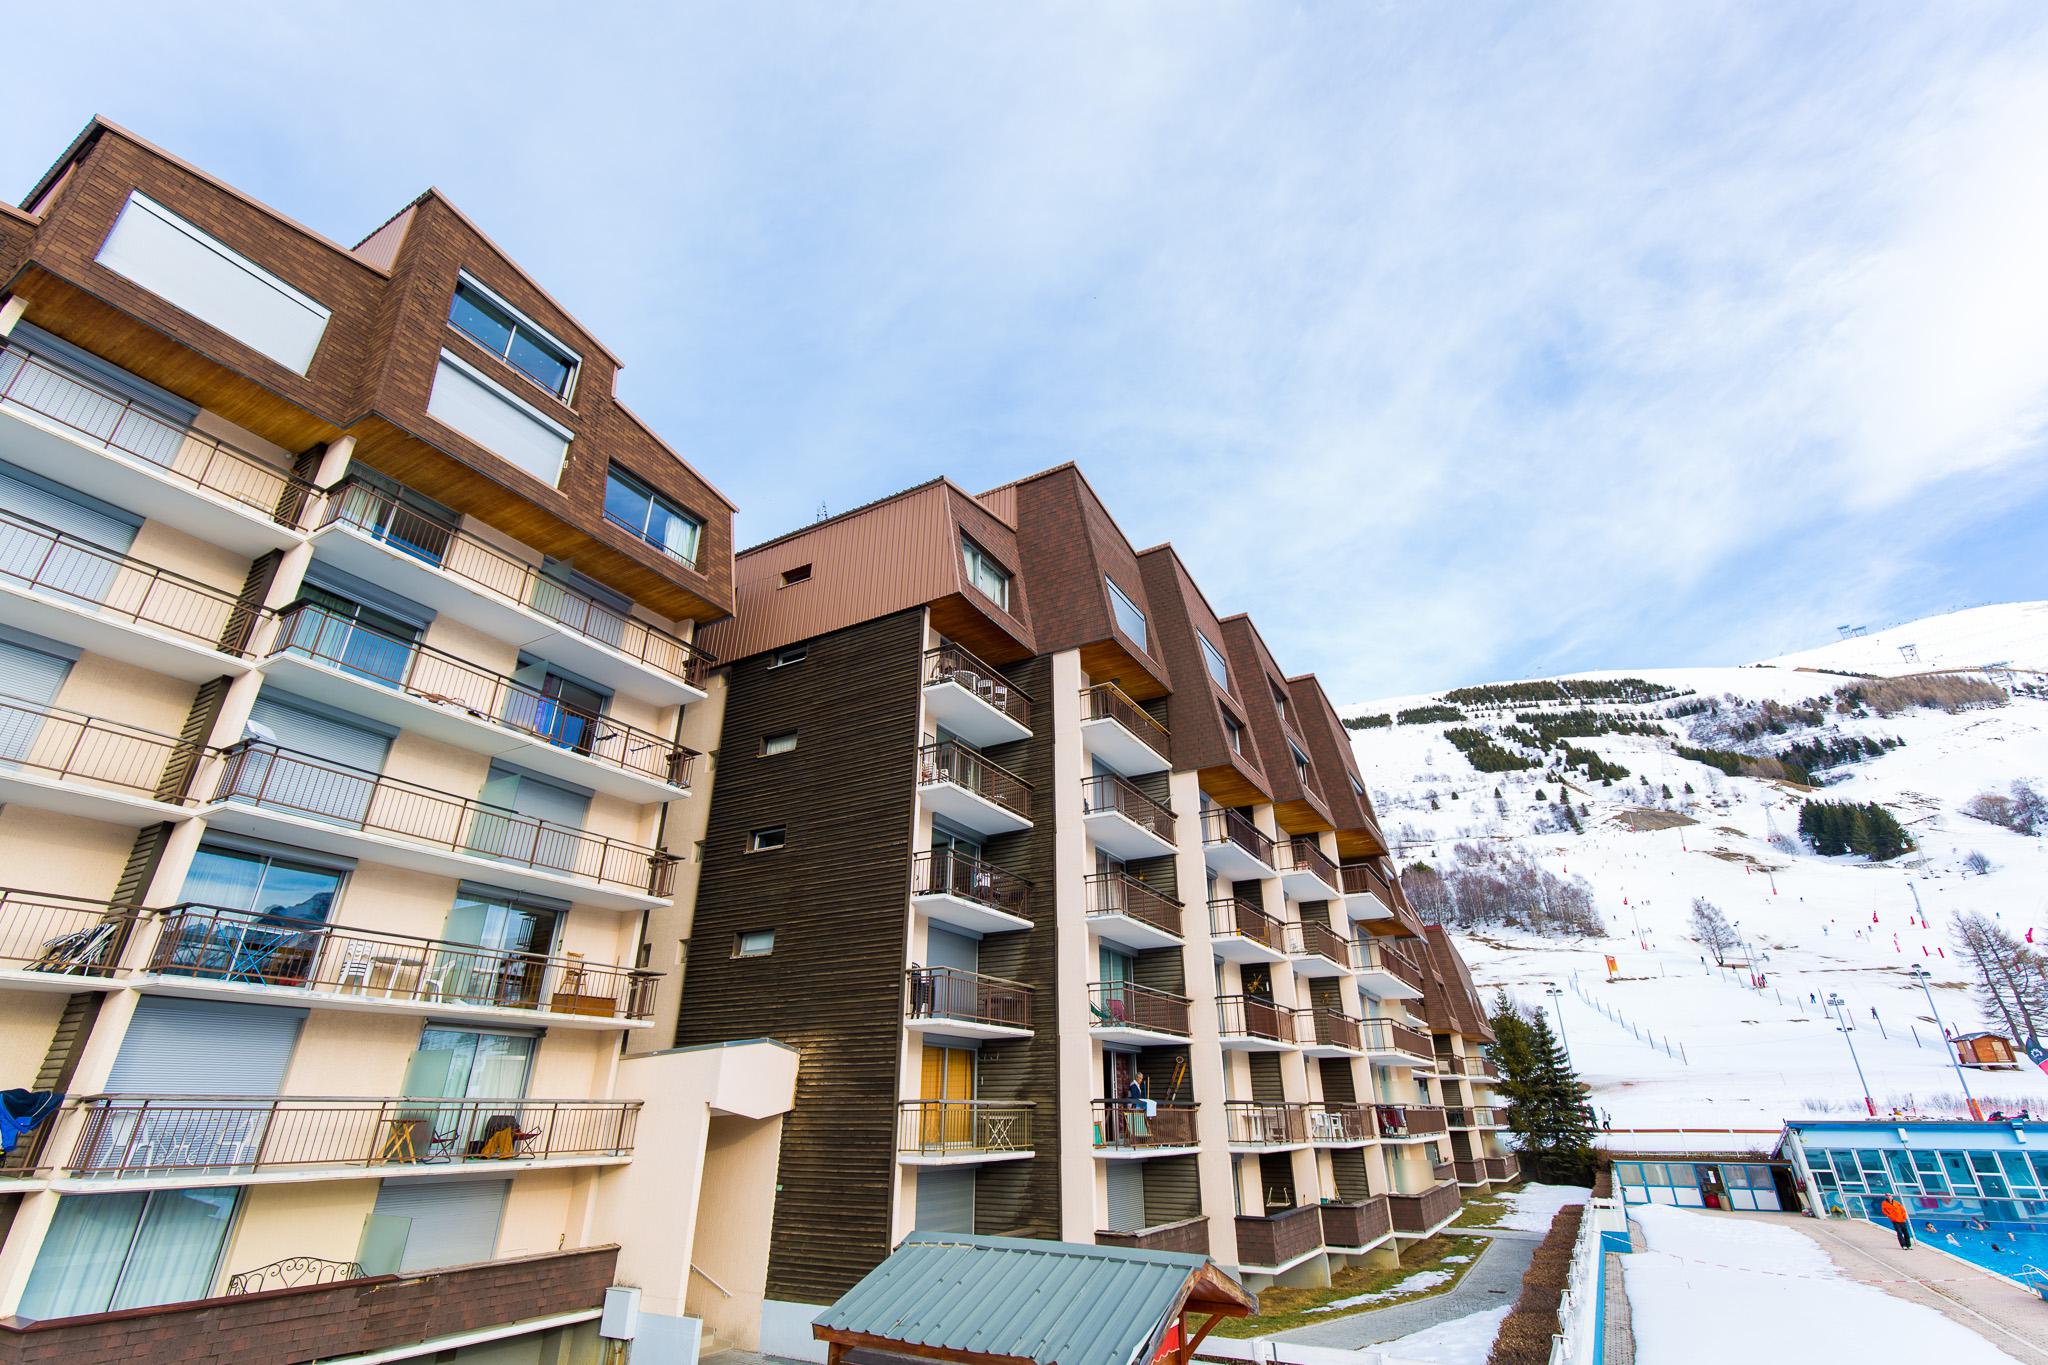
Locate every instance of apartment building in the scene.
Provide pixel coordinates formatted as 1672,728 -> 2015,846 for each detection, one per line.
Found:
673,465 -> 1512,1351
0,122 -> 794,1362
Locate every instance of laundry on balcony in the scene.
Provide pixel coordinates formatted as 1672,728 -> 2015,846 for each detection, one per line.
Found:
0,1089 -> 63,1154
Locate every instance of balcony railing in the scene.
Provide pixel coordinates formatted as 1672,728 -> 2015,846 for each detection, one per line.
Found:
1091,1099 -> 1198,1150
1486,1154 -> 1521,1182
1208,897 -> 1283,954
1354,938 -> 1426,990
923,644 -> 1032,731
1445,1107 -> 1473,1128
1389,1180 -> 1462,1233
270,603 -> 693,788
1085,873 -> 1182,939
1215,994 -> 1291,1045
322,480 -> 712,690
64,1095 -> 641,1175
0,341 -> 313,526
1308,1102 -> 1376,1144
910,849 -> 1031,919
1457,1056 -> 1501,1080
1374,1104 -> 1448,1138
1362,1016 -> 1433,1059
1087,980 -> 1190,1036
1201,806 -> 1275,867
1225,1100 -> 1307,1146
1097,1217 -> 1209,1256
1285,918 -> 1350,968
1455,1158 -> 1485,1184
905,966 -> 1033,1031
0,890 -> 142,976
0,693 -> 200,803
1079,773 -> 1175,842
1274,837 -> 1339,890
212,743 -> 676,898
895,1100 -> 1034,1158
146,905 -> 659,1020
1340,859 -> 1397,904
0,506 -> 259,654
1235,1204 -> 1322,1268
224,1256 -> 366,1295
1319,1195 -> 1392,1249
1294,1007 -> 1363,1052
917,740 -> 1033,819
1080,681 -> 1170,759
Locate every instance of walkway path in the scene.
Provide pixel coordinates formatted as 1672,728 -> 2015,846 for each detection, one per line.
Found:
1264,1228 -> 1542,1350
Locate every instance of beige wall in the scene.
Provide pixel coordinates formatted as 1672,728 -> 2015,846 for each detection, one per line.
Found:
215,1182 -> 377,1292
0,991 -> 69,1082
48,648 -> 199,746
689,1113 -> 786,1349
0,805 -> 137,905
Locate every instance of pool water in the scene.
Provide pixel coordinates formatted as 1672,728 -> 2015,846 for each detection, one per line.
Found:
1879,1217 -> 2048,1285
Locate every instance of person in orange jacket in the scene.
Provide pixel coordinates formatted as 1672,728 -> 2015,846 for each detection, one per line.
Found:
1879,1196 -> 1913,1248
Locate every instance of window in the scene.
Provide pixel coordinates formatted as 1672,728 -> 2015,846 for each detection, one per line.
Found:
769,644 -> 809,668
448,276 -> 579,399
1222,708 -> 1246,754
1271,682 -> 1291,727
1290,741 -> 1312,785
748,826 -> 787,853
781,563 -> 813,587
1350,773 -> 1367,797
604,465 -> 703,567
180,843 -> 345,924
735,930 -> 775,958
760,731 -> 798,756
961,537 -> 1010,609
1199,632 -> 1231,690
19,1189 -> 241,1318
1105,578 -> 1148,651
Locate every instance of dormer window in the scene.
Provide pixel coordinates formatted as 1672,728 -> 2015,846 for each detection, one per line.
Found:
448,275 -> 579,400
605,465 -> 703,567
961,536 -> 1011,610
1105,577 -> 1148,652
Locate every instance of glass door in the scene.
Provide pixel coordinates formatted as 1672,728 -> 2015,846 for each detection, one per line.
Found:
401,1028 -> 537,1155
440,891 -> 560,1008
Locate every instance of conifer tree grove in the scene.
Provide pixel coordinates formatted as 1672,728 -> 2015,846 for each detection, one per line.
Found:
1489,989 -> 1596,1184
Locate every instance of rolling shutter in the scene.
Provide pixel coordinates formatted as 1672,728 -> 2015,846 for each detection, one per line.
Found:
0,634 -> 74,764
473,763 -> 591,872
913,1170 -> 975,1235
244,695 -> 391,825
924,928 -> 979,973
368,1178 -> 509,1273
1106,1162 -> 1146,1233
0,462 -> 142,606
105,997 -> 305,1095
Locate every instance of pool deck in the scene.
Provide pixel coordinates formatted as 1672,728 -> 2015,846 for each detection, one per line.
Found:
1753,1211 -> 2048,1361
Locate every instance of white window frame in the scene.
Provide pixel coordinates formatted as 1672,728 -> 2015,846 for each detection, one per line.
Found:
734,929 -> 775,958
1198,632 -> 1231,690
748,826 -> 787,853
961,536 -> 1011,610
1104,577 -> 1148,652
760,731 -> 798,757
449,271 -> 581,403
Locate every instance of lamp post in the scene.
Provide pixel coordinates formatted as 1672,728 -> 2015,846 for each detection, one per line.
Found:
1544,983 -> 1572,1066
1827,992 -> 1876,1117
1909,964 -> 1981,1121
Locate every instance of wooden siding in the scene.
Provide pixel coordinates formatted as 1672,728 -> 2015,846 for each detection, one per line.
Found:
1331,1148 -> 1371,1201
1143,1154 -> 1204,1225
1247,1052 -> 1284,1104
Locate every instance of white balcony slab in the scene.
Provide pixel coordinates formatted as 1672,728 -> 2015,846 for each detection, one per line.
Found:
1217,1033 -> 1295,1053
1209,931 -> 1287,966
896,1148 -> 1035,1168
910,888 -> 1032,937
1354,964 -> 1425,1002
922,676 -> 1031,747
0,966 -> 126,996
1203,839 -> 1274,882
1279,864 -> 1342,902
1086,910 -> 1183,953
1078,715 -> 1170,777
1087,1021 -> 1191,1048
1082,806 -> 1175,860
1345,889 -> 1394,921
52,1151 -> 631,1194
0,581 -> 251,685
918,778 -> 1032,837
1093,1145 -> 1199,1160
903,1014 -> 1032,1043
0,768 -> 194,828
128,974 -> 653,1030
1287,948 -> 1351,980
1298,1038 -> 1363,1060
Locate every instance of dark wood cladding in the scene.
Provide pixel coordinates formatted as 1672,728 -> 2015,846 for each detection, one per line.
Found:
1134,544 -> 1272,805
1235,1204 -> 1323,1267
1286,672 -> 1390,859
1390,1180 -> 1462,1233
1219,614 -> 1334,834
4,120 -> 732,622
1424,925 -> 1495,1043
1098,1215 -> 1208,1256
674,609 -> 924,1303
1321,1195 -> 1392,1249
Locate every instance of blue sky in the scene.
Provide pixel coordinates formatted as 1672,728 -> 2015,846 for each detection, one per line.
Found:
8,4 -> 2048,700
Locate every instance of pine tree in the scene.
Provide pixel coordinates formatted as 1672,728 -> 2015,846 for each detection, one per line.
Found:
1487,991 -> 1595,1184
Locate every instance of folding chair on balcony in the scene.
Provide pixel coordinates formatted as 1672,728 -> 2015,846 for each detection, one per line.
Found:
334,941 -> 375,994
29,921 -> 118,975
469,1114 -> 540,1159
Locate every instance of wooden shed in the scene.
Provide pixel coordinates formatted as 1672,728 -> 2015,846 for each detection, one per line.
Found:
1953,1032 -> 2021,1070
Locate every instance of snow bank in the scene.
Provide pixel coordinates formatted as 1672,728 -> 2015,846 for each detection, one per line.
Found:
1493,1182 -> 1590,1231
1371,1304 -> 1511,1364
1307,1268 -> 1453,1312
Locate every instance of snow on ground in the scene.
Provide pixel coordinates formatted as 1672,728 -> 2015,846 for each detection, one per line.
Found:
1367,1304 -> 1510,1364
1761,601 -> 2048,676
1493,1183 -> 1590,1231
1307,1269 -> 1455,1313
1624,1204 -> 2026,1364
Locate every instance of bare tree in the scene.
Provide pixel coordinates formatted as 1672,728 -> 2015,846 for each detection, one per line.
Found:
1953,912 -> 2046,1041
1688,896 -> 1739,965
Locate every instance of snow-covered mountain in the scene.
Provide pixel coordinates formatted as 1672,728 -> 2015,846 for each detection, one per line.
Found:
1347,602 -> 2048,1149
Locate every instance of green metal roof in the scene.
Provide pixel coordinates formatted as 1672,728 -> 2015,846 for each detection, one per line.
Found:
813,1232 -> 1245,1365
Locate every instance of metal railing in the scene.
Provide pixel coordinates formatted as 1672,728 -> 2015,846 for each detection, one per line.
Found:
1354,937 -> 1426,990
146,905 -> 659,1020
905,966 -> 1033,1031
224,1256 -> 366,1295
1079,772 -> 1175,842
1375,1104 -> 1448,1138
1340,859 -> 1397,904
923,644 -> 1032,731
1080,681 -> 1169,759
0,890 -> 141,975
1285,917 -> 1350,967
1362,1016 -> 1433,1059
1200,806 -> 1275,867
0,341 -> 312,526
1087,980 -> 1191,1036
910,849 -> 1031,919
0,506 -> 258,654
1215,994 -> 1291,1044
1294,1007 -> 1363,1052
0,692 -> 200,803
1274,837 -> 1339,890
269,602 -> 693,788
1084,873 -> 1182,938
321,480 -> 712,689
64,1095 -> 642,1175
917,740 -> 1033,819
1208,897 -> 1283,954
211,742 -> 676,898
1091,1099 -> 1198,1150
895,1100 -> 1034,1157
1225,1100 -> 1307,1146
1308,1102 -> 1376,1144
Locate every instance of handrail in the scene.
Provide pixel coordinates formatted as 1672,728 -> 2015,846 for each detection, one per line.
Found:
1308,1101 -> 1377,1144
0,340 -> 314,527
1339,859 -> 1397,901
1200,806 -> 1275,867
321,479 -> 713,689
1079,772 -> 1175,840
1080,681 -> 1170,757
910,849 -> 1031,918
0,505 -> 259,654
1215,993 -> 1290,1043
1090,1099 -> 1198,1150
1361,1015 -> 1433,1059
1353,937 -> 1426,988
904,965 -> 1034,1030
1225,1100 -> 1308,1146
211,741 -> 676,898
1294,1006 -> 1363,1051
224,1256 -> 365,1294
0,889 -> 145,975
1087,979 -> 1191,1036
923,644 -> 1033,730
1286,917 -> 1350,965
270,602 -> 693,788
894,1099 -> 1035,1156
147,904 -> 660,1020
0,690 -> 201,802
1084,873 -> 1182,938
1208,897 -> 1283,953
1275,836 -> 1339,889
917,740 -> 1033,818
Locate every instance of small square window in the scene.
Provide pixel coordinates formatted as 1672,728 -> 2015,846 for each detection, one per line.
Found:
769,644 -> 809,669
781,564 -> 813,587
760,731 -> 798,756
748,826 -> 787,853
734,929 -> 775,958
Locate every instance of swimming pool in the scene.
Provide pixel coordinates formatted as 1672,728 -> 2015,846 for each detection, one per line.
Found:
1874,1216 -> 2048,1286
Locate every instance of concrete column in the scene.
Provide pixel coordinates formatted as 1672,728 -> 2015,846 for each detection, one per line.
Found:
0,294 -> 27,336
0,1191 -> 59,1315
1172,768 -> 1238,1266
1047,649 -> 1095,1243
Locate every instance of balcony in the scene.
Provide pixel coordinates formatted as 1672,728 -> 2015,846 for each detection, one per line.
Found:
1320,1194 -> 1393,1251
1375,1104 -> 1448,1140
1485,1154 -> 1521,1183
139,905 -> 658,1028
1088,980 -> 1191,1044
921,643 -> 1032,746
1079,773 -> 1175,859
1216,995 -> 1294,1051
1273,837 -> 1341,901
1225,1101 -> 1308,1151
1097,1217 -> 1209,1256
1360,1016 -> 1435,1065
0,506 -> 258,681
917,740 -> 1033,835
1294,1007 -> 1364,1058
1091,1100 -> 1199,1155
202,743 -> 675,911
312,479 -> 711,705
1352,938 -> 1426,1001
262,603 -> 693,801
60,1095 -> 640,1186
1389,1179 -> 1462,1236
1207,897 -> 1286,964
909,849 -> 1031,934
1339,860 -> 1397,922
0,339 -> 311,556
1078,681 -> 1170,776
0,891 -> 140,994
1283,918 -> 1352,979
1084,873 -> 1182,951
1308,1102 -> 1376,1147
1433,1159 -> 1457,1183
1235,1204 -> 1323,1272
895,1100 -> 1034,1165
1455,1158 -> 1486,1186
1201,807 -> 1275,880
904,966 -> 1033,1040
1458,1056 -> 1502,1082
0,695 -> 199,826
